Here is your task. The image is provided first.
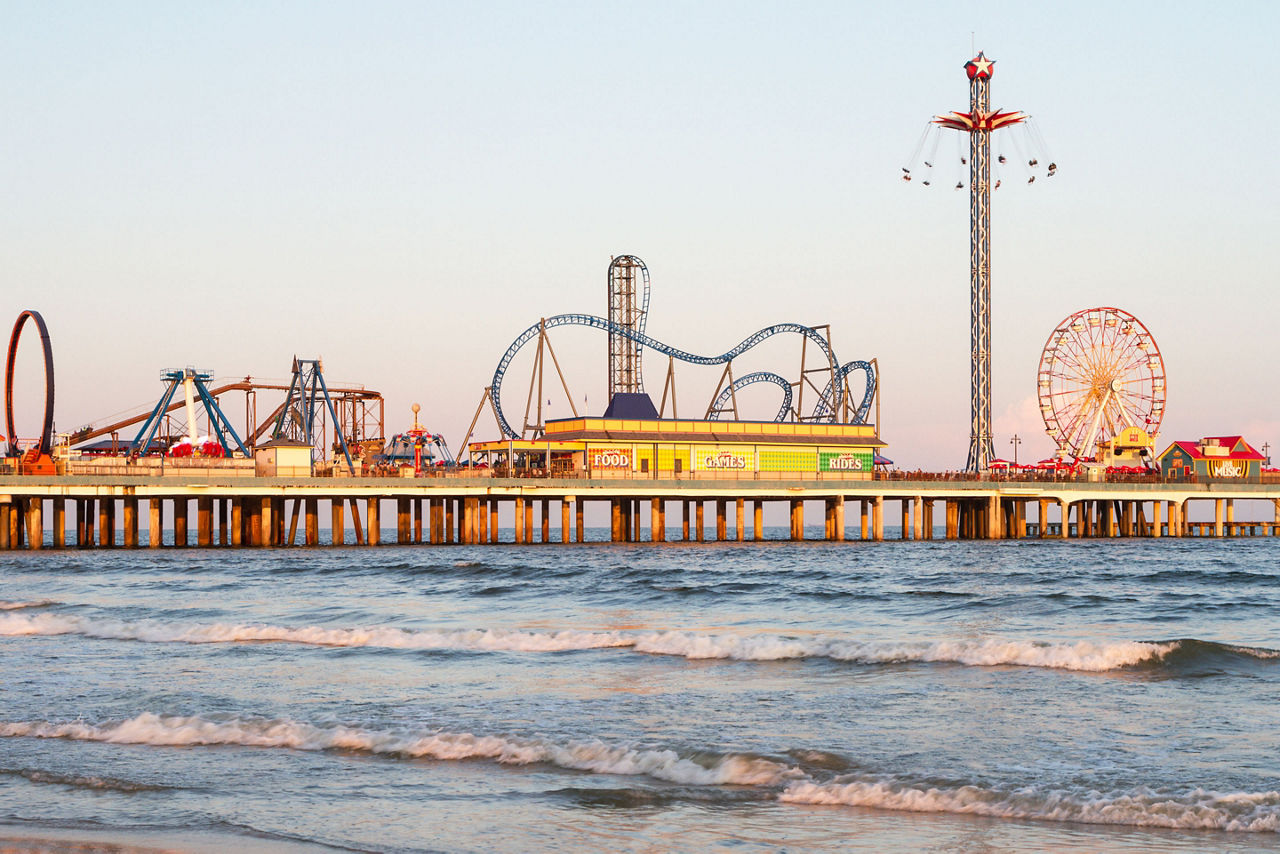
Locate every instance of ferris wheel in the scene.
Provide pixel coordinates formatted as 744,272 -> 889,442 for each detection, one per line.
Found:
1037,307 -> 1166,459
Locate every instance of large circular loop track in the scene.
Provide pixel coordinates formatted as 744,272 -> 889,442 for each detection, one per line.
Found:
5,310 -> 55,457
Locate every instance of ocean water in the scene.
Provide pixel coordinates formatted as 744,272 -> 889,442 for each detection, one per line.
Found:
1,529 -> 1279,853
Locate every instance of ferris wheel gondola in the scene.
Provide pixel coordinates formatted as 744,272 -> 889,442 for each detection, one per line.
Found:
1037,307 -> 1166,460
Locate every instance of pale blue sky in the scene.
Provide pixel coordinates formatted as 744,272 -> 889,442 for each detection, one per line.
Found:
3,1 -> 1277,468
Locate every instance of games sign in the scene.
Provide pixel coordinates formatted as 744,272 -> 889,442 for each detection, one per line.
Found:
695,447 -> 750,471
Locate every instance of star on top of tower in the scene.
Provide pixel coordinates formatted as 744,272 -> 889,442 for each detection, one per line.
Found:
965,52 -> 994,80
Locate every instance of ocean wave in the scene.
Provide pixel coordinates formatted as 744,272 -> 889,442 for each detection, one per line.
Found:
0,766 -> 169,793
3,713 -> 1276,833
0,713 -> 799,788
0,612 -> 631,653
631,632 -> 1179,671
781,778 -> 1280,833
3,612 -> 1273,674
0,599 -> 58,611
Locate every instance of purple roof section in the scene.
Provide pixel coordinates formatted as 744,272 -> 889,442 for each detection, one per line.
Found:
602,393 -> 659,420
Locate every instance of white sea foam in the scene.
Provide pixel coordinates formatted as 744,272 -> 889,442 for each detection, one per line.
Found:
0,612 -> 1178,670
631,631 -> 1174,671
0,612 -> 631,652
780,779 -> 1280,833
0,713 -> 798,787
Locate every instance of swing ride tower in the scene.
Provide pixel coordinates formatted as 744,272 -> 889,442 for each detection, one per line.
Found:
933,53 -> 1027,472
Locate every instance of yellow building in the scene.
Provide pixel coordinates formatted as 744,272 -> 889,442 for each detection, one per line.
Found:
468,417 -> 885,480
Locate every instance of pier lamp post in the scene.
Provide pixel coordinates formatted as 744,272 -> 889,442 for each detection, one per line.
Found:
1010,434 -> 1021,467
1264,442 -> 1271,467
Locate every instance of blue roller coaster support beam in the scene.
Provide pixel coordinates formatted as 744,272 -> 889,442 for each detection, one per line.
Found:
314,368 -> 356,474
129,369 -> 248,458
193,379 -> 249,457
129,376 -> 183,457
272,359 -> 355,475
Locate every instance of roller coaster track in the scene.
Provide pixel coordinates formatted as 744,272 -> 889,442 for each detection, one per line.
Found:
490,314 -> 876,439
707,372 -> 792,422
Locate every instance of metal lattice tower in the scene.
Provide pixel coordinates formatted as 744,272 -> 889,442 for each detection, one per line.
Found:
607,255 -> 651,397
933,53 -> 1027,472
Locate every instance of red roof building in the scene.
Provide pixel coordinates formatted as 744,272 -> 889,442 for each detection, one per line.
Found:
1157,436 -> 1266,481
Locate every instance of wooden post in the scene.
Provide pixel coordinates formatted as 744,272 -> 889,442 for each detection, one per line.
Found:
442,499 -> 453,545
458,499 -> 469,546
522,499 -> 533,544
258,497 -> 272,547
753,499 -> 763,540
52,498 -> 65,548
790,499 -> 803,541
305,498 -> 318,545
367,498 -> 380,546
197,498 -> 212,547
413,499 -> 423,544
735,498 -> 745,542
397,498 -> 410,544
682,501 -> 691,541
331,499 -> 345,546
79,499 -> 92,547
172,499 -> 187,547
1226,498 -> 1235,537
0,502 -> 9,550
541,499 -> 550,544
575,498 -> 584,543
11,498 -> 25,549
872,496 -> 884,541
122,498 -> 138,549
650,498 -> 662,543
609,499 -> 621,542
26,499 -> 42,551
1214,499 -> 1224,538
349,498 -> 364,545
97,500 -> 111,547
716,499 -> 727,541
912,496 -> 923,540
696,501 -> 705,542
219,500 -> 229,546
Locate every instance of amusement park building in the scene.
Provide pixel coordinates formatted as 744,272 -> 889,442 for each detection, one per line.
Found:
468,417 -> 885,480
1157,436 -> 1266,482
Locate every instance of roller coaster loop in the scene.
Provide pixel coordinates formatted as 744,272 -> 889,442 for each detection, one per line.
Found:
5,310 -> 55,458
489,313 -> 876,439
707,372 -> 793,421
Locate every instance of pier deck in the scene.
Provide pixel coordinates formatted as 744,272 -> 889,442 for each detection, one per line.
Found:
2,475 -> 1278,548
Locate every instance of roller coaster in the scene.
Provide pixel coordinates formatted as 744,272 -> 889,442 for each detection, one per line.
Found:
480,257 -> 877,441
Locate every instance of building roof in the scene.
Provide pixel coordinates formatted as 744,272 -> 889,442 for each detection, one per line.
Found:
1159,437 -> 1266,462
549,428 -> 885,447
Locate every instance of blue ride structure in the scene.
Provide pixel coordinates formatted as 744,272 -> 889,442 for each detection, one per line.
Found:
484,257 -> 877,441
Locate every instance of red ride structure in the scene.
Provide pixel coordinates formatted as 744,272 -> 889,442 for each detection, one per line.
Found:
4,310 -> 55,473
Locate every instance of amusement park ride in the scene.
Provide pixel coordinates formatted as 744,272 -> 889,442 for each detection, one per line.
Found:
907,52 -> 1056,472
459,255 -> 879,451
1037,307 -> 1166,464
65,357 -> 385,469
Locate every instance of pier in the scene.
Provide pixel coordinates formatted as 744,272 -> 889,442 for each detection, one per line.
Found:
3,475 -> 1279,549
